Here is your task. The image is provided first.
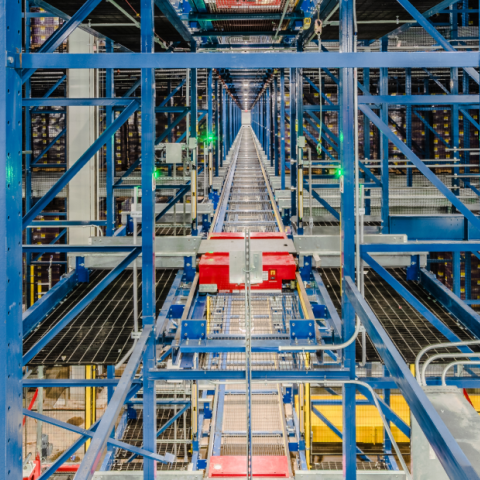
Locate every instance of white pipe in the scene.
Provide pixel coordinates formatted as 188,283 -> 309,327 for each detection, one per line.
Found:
421,352 -> 480,387
278,316 -> 361,352
442,360 -> 480,386
342,380 -> 412,480
414,339 -> 480,384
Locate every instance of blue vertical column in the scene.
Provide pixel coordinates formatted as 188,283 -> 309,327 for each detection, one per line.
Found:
451,65 -> 460,199
380,37 -> 389,232
453,251 -> 461,297
214,78 -> 219,175
405,68 -> 413,188
229,95 -> 233,150
25,0 -> 33,307
190,63 -> 198,235
273,77 -> 279,176
266,86 -> 271,164
280,69 -> 286,190
2,0 -> 24,478
207,69 -> 213,191
141,1 -> 157,478
222,88 -> 227,161
363,68 -> 371,215
339,1 -> 357,478
167,80 -> 173,143
296,57 -> 304,235
290,68 -> 297,219
106,39 -> 115,235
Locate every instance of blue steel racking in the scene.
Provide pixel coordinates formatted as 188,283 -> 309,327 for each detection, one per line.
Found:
4,0 -> 480,479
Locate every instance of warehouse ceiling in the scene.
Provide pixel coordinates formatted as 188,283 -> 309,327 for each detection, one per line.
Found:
42,0 -> 447,51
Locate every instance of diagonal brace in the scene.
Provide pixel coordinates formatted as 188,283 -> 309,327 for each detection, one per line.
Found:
75,326 -> 173,480
312,406 -> 371,461
23,100 -> 139,227
127,404 -> 190,463
24,408 -> 173,464
395,0 -> 479,84
360,104 -> 480,232
22,0 -> 103,83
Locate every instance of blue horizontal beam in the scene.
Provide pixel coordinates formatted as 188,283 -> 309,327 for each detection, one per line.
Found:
359,95 -> 479,105
344,276 -> 480,480
23,378 -> 141,388
23,270 -> 77,338
22,376 -> 480,389
187,12 -> 303,20
29,220 -> 107,227
361,242 -> 480,253
16,52 -> 480,70
23,249 -> 141,365
23,245 -> 140,253
388,215 -> 480,241
24,98 -> 138,107
193,30 -> 297,37
148,369 -> 350,381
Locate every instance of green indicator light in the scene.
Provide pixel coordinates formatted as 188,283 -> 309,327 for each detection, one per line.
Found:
335,167 -> 343,178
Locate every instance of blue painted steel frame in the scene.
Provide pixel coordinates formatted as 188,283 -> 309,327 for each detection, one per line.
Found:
339,2 -> 356,476
345,276 -> 480,480
1,1 -> 23,477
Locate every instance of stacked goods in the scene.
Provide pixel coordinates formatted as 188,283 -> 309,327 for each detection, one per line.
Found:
30,8 -> 66,52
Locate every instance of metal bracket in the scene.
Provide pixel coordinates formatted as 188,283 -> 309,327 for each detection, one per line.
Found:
181,320 -> 206,341
289,320 -> 316,343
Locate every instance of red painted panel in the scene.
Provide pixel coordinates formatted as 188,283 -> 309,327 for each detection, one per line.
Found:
199,252 -> 296,293
209,456 -> 290,477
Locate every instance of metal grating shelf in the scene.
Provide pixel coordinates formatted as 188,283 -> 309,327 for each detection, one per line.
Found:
24,269 -> 176,365
320,267 -> 479,364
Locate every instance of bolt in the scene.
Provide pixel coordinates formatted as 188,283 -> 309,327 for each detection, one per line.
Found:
201,323 -> 204,327
292,322 -> 295,326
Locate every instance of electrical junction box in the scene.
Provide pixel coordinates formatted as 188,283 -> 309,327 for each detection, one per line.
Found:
165,143 -> 183,164
188,137 -> 198,149
199,232 -> 296,293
